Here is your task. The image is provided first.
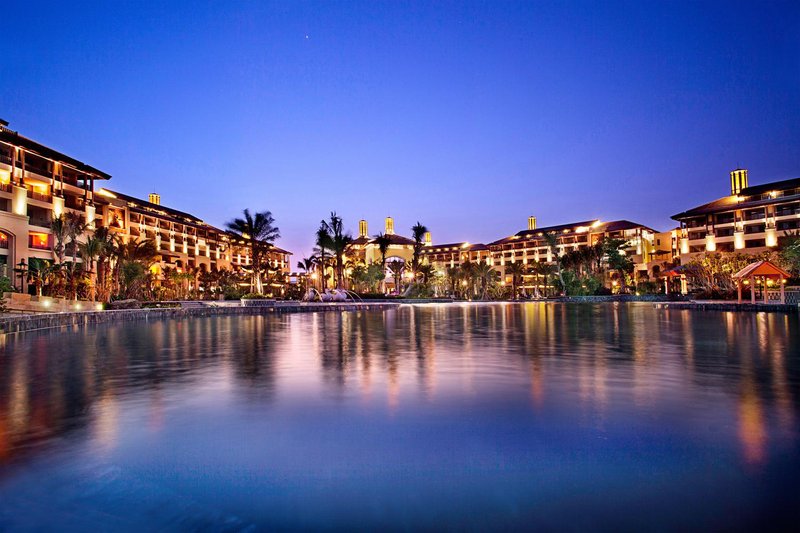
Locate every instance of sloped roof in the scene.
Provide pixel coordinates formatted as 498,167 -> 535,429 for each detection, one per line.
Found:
100,188 -> 204,224
489,219 -> 655,246
672,177 -> 800,220
0,128 -> 111,179
422,242 -> 488,253
732,260 -> 791,279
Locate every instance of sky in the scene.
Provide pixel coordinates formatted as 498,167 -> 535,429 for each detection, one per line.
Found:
1,1 -> 799,258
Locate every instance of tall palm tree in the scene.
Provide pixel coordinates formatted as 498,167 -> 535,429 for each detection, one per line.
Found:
410,222 -> 428,273
315,226 -> 334,290
297,256 -> 315,291
543,231 -> 566,295
226,209 -> 280,294
474,262 -> 498,300
445,266 -> 460,297
504,261 -> 524,300
50,214 -> 68,264
79,233 -> 105,301
387,260 -> 405,295
373,232 -> 391,292
65,211 -> 86,264
320,212 -> 353,289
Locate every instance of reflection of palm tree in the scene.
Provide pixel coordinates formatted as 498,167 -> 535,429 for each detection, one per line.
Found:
387,260 -> 404,294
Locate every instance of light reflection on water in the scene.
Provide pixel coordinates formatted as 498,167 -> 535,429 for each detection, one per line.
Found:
0,303 -> 798,530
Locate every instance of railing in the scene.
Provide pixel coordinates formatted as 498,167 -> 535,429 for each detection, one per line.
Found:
29,218 -> 51,228
27,189 -> 53,202
0,182 -> 12,193
29,240 -> 51,251
0,239 -> 8,249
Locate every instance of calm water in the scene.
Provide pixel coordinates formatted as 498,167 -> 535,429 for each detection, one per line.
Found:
0,303 -> 798,531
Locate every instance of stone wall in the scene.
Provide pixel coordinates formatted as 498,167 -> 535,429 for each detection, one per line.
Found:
556,294 -> 675,303
3,292 -> 104,314
0,302 -> 402,335
653,302 -> 798,313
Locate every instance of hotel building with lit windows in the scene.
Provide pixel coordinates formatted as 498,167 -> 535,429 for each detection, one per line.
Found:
672,169 -> 800,263
0,119 -> 290,292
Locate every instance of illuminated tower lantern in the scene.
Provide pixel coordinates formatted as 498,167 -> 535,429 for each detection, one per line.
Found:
730,169 -> 748,195
359,219 -> 368,238
385,216 -> 394,235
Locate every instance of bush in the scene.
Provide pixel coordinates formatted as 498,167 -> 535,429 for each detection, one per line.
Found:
0,276 -> 14,294
224,286 -> 245,300
241,293 -> 269,300
107,299 -> 142,310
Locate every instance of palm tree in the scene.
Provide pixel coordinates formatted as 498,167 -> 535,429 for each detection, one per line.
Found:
50,214 -> 68,264
65,211 -> 87,264
445,266 -> 460,297
474,262 -> 498,300
226,209 -> 280,294
387,260 -> 405,294
315,226 -> 333,290
410,222 -> 428,273
320,212 -> 353,289
543,231 -> 566,295
373,232 -> 391,292
416,264 -> 435,285
79,233 -> 105,301
504,261 -> 524,300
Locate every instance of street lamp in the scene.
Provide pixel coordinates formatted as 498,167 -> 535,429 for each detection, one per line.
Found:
14,259 -> 28,292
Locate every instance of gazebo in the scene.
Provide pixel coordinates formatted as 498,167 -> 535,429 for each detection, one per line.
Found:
732,260 -> 791,304
660,265 -> 688,295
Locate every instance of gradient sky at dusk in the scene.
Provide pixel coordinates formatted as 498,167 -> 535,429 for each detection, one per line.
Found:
2,1 -> 799,257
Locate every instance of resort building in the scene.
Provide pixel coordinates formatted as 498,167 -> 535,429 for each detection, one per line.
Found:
420,242 -> 491,270
672,169 -> 800,263
348,216 -> 419,265
0,119 -> 110,283
0,119 -> 291,294
487,216 -> 662,279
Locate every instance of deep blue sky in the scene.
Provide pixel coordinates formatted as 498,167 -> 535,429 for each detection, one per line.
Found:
2,1 -> 799,257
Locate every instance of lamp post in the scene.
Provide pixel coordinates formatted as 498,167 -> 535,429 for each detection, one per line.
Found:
14,259 -> 28,293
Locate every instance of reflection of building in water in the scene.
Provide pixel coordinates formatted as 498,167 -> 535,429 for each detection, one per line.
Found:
738,378 -> 767,466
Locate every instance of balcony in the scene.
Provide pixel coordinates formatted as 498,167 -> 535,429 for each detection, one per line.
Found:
27,189 -> 53,203
0,182 -> 12,193
29,218 -> 51,228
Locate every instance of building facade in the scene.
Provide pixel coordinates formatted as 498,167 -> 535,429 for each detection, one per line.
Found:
672,169 -> 800,263
0,120 -> 291,294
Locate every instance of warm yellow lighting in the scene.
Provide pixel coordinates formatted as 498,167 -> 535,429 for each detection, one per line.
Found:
96,188 -> 117,198
311,273 -> 318,280
612,280 -> 618,287
461,280 -> 467,286
592,220 -> 602,228
743,280 -> 750,286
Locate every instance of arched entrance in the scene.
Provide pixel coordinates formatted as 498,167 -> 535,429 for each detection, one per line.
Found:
0,229 -> 13,279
